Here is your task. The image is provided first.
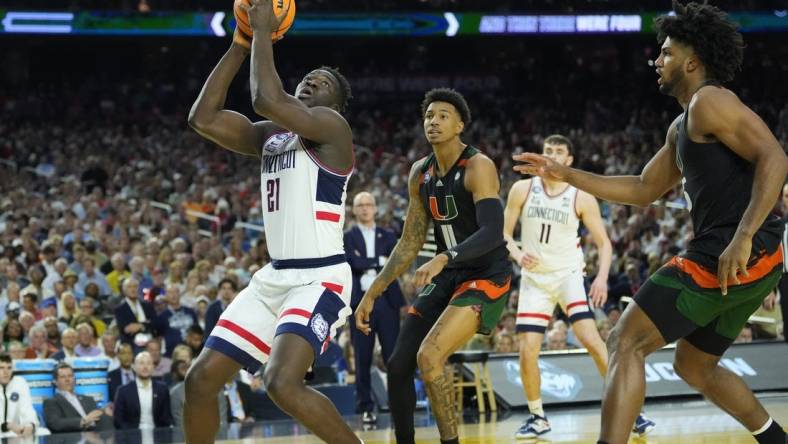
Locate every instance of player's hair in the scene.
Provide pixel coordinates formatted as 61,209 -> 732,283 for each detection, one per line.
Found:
654,1 -> 744,83
421,88 -> 472,127
543,134 -> 574,154
318,66 -> 352,113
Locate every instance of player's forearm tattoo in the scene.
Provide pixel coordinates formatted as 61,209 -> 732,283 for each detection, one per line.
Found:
425,373 -> 458,439
374,203 -> 428,289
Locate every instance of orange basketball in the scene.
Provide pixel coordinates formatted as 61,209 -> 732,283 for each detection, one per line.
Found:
234,0 -> 296,42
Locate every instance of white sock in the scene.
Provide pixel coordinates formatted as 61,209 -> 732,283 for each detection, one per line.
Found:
753,417 -> 773,435
527,398 -> 545,418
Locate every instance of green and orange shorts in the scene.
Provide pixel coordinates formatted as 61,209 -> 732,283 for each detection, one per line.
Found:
409,261 -> 512,335
635,246 -> 783,356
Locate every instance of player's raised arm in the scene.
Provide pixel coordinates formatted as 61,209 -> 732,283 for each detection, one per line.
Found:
504,180 -> 530,265
245,0 -> 351,151
187,40 -> 271,157
513,116 -> 683,207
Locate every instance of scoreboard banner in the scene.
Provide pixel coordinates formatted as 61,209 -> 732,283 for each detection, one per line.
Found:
1,10 -> 787,36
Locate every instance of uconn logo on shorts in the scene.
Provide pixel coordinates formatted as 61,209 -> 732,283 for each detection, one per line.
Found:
311,313 -> 329,342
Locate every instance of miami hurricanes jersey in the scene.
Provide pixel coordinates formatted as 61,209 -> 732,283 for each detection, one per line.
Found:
520,177 -> 584,275
260,131 -> 351,261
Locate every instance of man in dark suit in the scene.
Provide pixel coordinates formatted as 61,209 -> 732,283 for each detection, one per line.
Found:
107,343 -> 135,402
114,277 -> 162,352
113,351 -> 172,430
204,278 -> 238,337
343,191 -> 405,424
43,362 -> 114,433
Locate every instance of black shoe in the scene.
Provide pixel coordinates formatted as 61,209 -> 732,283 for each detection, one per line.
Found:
362,411 -> 377,424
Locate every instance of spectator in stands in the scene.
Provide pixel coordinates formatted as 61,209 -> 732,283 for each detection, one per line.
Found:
21,268 -> 44,304
18,311 -> 35,339
129,256 -> 153,297
0,353 -> 39,437
546,328 -> 569,351
113,351 -> 172,429
183,325 -> 204,358
3,319 -> 23,350
52,328 -> 78,360
169,360 -> 189,386
498,311 -> 516,336
195,295 -> 210,330
58,291 -> 79,325
43,362 -> 114,433
106,253 -> 130,297
43,316 -> 62,348
21,292 -> 41,321
158,286 -> 198,357
115,277 -> 159,352
735,324 -> 754,344
76,257 -> 111,298
145,339 -> 171,379
4,302 -> 20,323
204,278 -> 237,336
75,322 -> 102,357
494,332 -> 516,353
596,319 -> 612,342
42,258 -> 69,298
78,297 -> 107,337
24,325 -> 56,359
171,344 -> 193,367
108,343 -> 135,403
102,332 -> 120,370
62,269 -> 80,298
7,342 -> 26,361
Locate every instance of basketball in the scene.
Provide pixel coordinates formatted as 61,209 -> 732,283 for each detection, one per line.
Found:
234,0 -> 296,42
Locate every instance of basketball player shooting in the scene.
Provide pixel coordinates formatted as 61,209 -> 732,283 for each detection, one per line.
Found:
504,134 -> 654,439
355,88 -> 512,444
514,2 -> 788,443
183,0 -> 361,443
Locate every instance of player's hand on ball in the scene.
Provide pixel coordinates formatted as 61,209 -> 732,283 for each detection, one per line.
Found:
414,254 -> 448,288
512,153 -> 569,181
243,0 -> 288,34
355,293 -> 376,336
717,233 -> 751,296
588,275 -> 608,308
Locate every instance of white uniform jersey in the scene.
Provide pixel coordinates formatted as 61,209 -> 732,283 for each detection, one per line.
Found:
260,131 -> 351,261
520,177 -> 584,276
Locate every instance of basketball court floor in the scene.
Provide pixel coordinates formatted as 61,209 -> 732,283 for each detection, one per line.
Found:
218,392 -> 788,443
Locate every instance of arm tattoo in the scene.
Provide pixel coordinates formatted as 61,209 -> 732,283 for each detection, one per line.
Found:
371,163 -> 429,291
424,372 -> 458,439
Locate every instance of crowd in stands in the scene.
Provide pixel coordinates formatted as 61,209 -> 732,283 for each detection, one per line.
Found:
0,33 -> 786,433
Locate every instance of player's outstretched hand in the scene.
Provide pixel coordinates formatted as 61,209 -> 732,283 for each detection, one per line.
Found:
588,275 -> 608,308
355,293 -> 376,336
512,153 -> 569,181
717,233 -> 751,296
242,0 -> 290,34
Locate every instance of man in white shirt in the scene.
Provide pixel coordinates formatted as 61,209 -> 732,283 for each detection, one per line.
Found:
0,353 -> 38,437
113,351 -> 172,430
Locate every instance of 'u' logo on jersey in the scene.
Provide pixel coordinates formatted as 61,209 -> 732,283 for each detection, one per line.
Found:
429,195 -> 458,221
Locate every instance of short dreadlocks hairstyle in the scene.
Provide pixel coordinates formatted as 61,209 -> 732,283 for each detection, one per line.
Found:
421,88 -> 472,127
654,1 -> 744,83
318,66 -> 352,113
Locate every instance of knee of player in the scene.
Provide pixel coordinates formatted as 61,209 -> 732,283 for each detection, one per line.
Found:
415,346 -> 442,374
185,364 -> 215,399
263,366 -> 301,400
517,340 -> 542,361
672,357 -> 709,389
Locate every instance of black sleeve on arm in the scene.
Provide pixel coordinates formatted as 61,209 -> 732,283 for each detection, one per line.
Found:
442,198 -> 504,264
